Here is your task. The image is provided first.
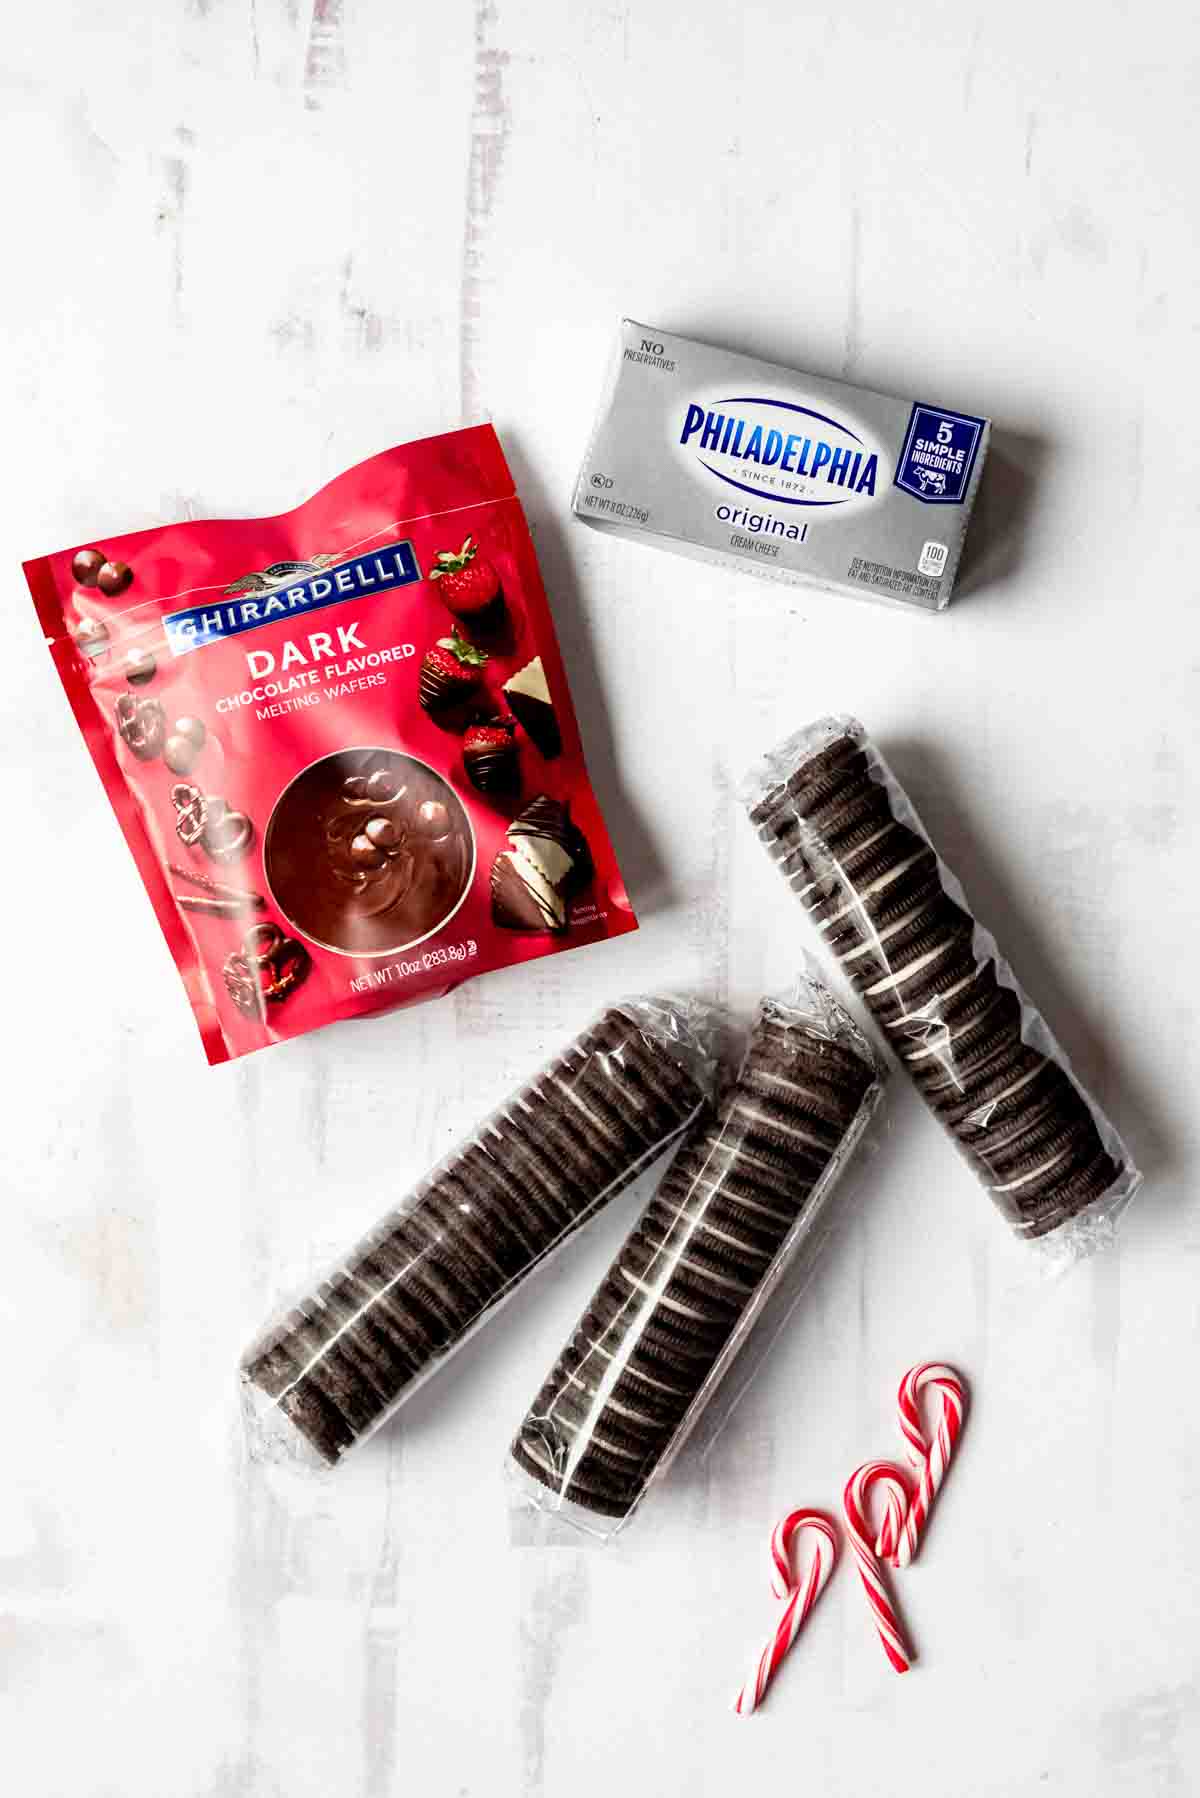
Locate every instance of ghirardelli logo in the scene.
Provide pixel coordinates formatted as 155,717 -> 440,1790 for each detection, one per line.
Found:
223,555 -> 339,596
164,541 -> 420,657
677,395 -> 880,508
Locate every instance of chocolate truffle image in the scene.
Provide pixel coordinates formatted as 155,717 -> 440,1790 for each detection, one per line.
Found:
96,559 -> 133,598
173,716 -> 206,751
503,655 -> 561,759
264,750 -> 473,955
165,718 -> 208,776
491,796 -> 591,933
71,548 -> 106,587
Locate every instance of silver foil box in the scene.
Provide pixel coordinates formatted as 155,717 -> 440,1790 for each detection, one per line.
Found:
573,319 -> 991,611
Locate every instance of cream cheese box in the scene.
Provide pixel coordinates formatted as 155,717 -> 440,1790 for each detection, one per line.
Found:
573,319 -> 990,611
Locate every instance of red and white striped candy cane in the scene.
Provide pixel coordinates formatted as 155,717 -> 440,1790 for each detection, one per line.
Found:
732,1509 -> 839,1715
892,1362 -> 967,1569
843,1461 -> 914,1674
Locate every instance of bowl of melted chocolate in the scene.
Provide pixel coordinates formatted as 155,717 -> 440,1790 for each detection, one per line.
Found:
264,750 -> 475,955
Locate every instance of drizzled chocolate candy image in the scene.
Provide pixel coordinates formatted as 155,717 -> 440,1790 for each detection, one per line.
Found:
491,796 -> 591,933
171,783 -> 254,862
264,749 -> 474,955
222,923 -> 312,1019
503,656 -> 561,759
115,692 -> 165,760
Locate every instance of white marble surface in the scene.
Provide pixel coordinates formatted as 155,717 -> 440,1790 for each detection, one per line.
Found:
3,2 -> 1198,1792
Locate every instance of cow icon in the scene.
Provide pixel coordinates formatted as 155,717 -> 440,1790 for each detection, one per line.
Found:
914,468 -> 946,496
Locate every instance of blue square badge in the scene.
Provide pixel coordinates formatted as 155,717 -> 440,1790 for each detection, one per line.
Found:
894,404 -> 986,505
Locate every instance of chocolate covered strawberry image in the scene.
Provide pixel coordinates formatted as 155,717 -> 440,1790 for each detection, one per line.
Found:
428,535 -> 504,628
417,634 -> 487,727
463,718 -> 519,795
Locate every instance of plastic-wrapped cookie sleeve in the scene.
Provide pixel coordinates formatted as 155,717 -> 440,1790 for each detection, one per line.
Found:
741,715 -> 1141,1256
240,996 -> 720,1468
507,973 -> 883,1538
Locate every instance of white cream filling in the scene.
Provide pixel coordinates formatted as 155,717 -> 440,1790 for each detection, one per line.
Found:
617,1264 -> 710,1322
882,967 -> 977,1033
991,1145 -> 1072,1193
840,897 -> 930,963
795,821 -> 899,903
729,1099 -> 832,1156
817,850 -> 927,930
959,1060 -> 1045,1125
864,937 -> 955,998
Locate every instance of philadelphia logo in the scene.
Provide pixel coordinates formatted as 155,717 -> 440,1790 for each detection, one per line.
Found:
678,396 -> 879,506
164,540 -> 421,657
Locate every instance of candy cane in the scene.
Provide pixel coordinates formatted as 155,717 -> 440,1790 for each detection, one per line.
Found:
843,1462 -> 914,1674
732,1509 -> 839,1715
892,1362 -> 967,1569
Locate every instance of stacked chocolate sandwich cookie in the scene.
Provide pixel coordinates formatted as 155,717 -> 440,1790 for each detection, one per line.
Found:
241,999 -> 716,1466
510,987 -> 880,1524
744,717 -> 1134,1239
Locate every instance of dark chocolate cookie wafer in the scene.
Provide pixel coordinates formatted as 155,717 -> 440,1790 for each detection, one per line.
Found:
298,1295 -> 413,1416
301,1274 -> 425,1390
550,1340 -> 693,1429
262,1308 -> 384,1443
978,1108 -> 1104,1188
640,1191 -> 781,1274
511,1434 -> 631,1518
249,1338 -> 357,1466
630,1217 -> 764,1305
509,985 -> 880,1526
742,716 -> 1138,1242
317,1290 -> 427,1399
900,984 -> 1023,1091
617,1232 -> 751,1328
1016,1146 -> 1121,1238
242,999 -> 716,1466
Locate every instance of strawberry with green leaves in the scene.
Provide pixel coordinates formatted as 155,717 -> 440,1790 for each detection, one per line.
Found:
417,633 -> 488,727
463,717 -> 519,794
428,535 -> 504,626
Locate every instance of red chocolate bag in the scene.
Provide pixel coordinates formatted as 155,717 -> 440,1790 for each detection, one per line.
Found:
26,426 -> 636,1063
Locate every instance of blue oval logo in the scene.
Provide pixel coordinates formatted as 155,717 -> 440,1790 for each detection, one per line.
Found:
677,394 -> 879,507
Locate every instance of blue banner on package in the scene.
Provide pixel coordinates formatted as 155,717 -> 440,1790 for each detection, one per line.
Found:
164,539 -> 421,656
893,405 -> 986,505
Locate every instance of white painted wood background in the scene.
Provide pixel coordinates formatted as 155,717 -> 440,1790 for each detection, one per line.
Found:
3,2 -> 1197,1792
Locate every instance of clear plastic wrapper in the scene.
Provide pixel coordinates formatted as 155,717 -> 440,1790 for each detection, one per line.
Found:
742,715 -> 1141,1251
507,973 -> 883,1537
240,996 -> 719,1467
